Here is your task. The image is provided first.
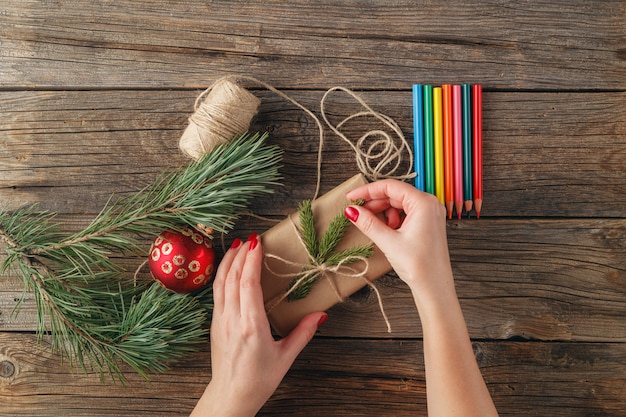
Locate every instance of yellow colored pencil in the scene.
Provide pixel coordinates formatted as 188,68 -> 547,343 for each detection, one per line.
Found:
433,87 -> 444,204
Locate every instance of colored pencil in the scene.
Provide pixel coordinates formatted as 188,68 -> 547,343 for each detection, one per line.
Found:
472,84 -> 483,218
442,85 -> 453,219
432,87 -> 444,204
462,84 -> 473,215
423,85 -> 434,195
412,85 -> 425,191
452,85 -> 463,219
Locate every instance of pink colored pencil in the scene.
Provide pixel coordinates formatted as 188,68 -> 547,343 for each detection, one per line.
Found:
452,85 -> 463,219
472,85 -> 483,219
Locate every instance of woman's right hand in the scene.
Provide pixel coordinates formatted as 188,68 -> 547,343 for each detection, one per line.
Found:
346,180 -> 500,417
344,179 -> 456,307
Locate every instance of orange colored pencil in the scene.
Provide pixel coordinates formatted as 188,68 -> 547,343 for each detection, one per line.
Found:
442,85 -> 453,218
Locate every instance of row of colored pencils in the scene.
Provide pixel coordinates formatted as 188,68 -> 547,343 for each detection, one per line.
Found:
413,84 -> 483,219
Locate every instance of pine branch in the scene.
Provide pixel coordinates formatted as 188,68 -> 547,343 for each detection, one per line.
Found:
287,199 -> 372,302
0,132 -> 280,382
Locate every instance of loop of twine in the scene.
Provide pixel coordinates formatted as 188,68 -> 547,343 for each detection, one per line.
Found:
320,86 -> 416,183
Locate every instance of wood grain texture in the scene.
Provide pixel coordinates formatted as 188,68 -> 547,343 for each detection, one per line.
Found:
1,0 -> 625,89
1,90 -> 625,217
2,218 -> 625,342
1,333 -> 625,416
1,1 -> 625,415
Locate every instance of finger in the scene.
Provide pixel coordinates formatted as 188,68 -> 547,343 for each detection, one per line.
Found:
359,198 -> 393,214
346,179 -> 423,212
384,207 -> 403,229
212,238 -> 243,316
344,204 -> 399,252
239,233 -> 269,325
223,237 -> 253,315
279,312 -> 327,364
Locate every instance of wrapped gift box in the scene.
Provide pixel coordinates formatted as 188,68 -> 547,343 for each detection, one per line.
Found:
260,174 -> 392,336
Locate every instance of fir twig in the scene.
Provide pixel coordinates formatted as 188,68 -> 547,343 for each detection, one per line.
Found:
287,199 -> 372,301
0,132 -> 281,382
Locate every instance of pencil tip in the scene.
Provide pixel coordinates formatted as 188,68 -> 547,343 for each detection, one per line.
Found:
474,199 -> 483,220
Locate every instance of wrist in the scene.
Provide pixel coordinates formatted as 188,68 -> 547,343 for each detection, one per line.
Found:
191,383 -> 260,417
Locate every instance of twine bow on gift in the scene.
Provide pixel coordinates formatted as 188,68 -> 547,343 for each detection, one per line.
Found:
263,212 -> 392,333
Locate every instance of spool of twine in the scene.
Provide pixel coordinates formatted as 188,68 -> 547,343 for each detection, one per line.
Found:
179,78 -> 261,160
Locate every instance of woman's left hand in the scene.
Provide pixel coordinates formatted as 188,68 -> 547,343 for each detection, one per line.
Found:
191,233 -> 327,417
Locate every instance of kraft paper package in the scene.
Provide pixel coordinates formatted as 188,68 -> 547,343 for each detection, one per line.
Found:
260,174 -> 392,336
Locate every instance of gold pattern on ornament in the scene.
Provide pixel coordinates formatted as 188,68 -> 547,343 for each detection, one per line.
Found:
161,243 -> 173,255
188,260 -> 201,273
193,275 -> 206,285
161,261 -> 173,274
175,269 -> 189,280
173,254 -> 186,266
191,233 -> 203,245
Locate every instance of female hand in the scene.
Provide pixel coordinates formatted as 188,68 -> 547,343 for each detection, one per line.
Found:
345,180 -> 499,417
191,233 -> 327,417
344,179 -> 455,307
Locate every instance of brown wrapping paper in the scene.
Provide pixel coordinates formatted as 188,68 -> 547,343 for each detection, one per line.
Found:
260,174 -> 392,336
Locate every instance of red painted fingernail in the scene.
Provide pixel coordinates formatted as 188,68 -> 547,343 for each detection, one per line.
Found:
247,232 -> 258,251
344,206 -> 359,222
317,313 -> 328,328
230,238 -> 242,249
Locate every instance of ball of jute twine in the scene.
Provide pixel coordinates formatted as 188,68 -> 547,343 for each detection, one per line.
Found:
179,78 -> 261,160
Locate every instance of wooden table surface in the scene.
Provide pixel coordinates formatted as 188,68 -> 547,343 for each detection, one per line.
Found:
1,1 -> 625,416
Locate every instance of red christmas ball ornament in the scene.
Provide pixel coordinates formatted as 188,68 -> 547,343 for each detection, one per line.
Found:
148,227 -> 216,293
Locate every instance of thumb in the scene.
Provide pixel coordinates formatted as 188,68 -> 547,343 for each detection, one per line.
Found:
344,205 -> 394,249
279,312 -> 327,361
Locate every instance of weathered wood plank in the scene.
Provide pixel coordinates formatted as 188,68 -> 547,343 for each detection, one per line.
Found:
1,90 -> 625,217
3,218 -> 625,342
1,333 -> 625,416
1,0 -> 625,89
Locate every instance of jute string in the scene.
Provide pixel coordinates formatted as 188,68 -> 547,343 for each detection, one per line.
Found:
180,75 -> 413,332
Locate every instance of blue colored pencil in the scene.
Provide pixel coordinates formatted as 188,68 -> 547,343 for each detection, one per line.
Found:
412,84 -> 425,191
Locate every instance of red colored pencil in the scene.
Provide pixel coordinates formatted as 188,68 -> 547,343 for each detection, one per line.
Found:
442,85 -> 454,219
472,85 -> 483,219
452,85 -> 463,219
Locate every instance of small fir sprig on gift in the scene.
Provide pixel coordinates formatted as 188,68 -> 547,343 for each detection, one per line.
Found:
0,132 -> 282,382
287,199 -> 373,301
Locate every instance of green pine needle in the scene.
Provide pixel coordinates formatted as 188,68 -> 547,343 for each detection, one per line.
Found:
298,200 -> 318,261
0,132 -> 280,383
